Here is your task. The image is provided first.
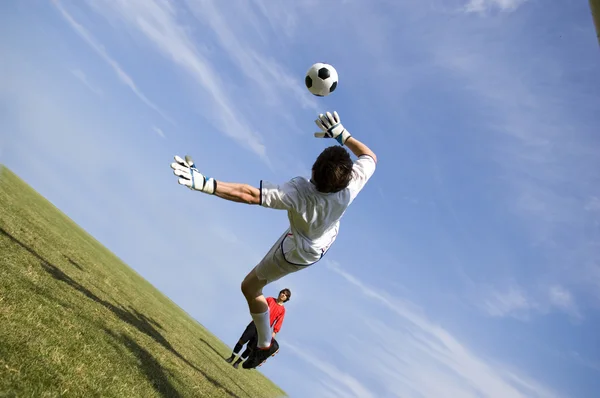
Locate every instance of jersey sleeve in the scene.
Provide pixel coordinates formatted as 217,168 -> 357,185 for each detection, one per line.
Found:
273,308 -> 285,334
260,179 -> 299,210
347,154 -> 377,201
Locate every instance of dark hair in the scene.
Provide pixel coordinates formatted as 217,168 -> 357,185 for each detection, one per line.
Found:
280,288 -> 291,302
311,146 -> 354,193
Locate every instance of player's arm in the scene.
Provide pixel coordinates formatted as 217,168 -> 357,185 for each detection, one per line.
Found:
272,313 -> 284,336
170,155 -> 260,205
314,111 -> 377,163
344,136 -> 377,163
213,181 -> 260,205
314,112 -> 377,199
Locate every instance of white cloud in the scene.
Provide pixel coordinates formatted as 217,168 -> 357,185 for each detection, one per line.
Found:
293,262 -> 563,398
81,0 -> 269,160
464,0 -> 530,14
183,0 -> 318,111
52,1 -> 175,125
253,0 -> 299,39
479,284 -> 581,321
70,69 -> 103,96
284,342 -> 375,398
547,285 -> 581,320
414,0 -> 600,312
482,286 -> 537,319
567,351 -> 600,373
151,125 -> 165,138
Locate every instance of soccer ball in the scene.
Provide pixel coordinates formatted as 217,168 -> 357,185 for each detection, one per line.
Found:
305,63 -> 338,97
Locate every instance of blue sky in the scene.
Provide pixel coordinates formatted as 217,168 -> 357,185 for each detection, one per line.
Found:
2,0 -> 600,397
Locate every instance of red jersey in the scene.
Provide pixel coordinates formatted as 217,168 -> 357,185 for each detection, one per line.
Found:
267,297 -> 286,334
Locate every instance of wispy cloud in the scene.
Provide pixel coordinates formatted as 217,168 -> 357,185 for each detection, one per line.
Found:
81,0 -> 270,160
479,283 -> 582,321
52,0 -> 175,125
285,342 -> 375,398
182,0 -> 317,111
547,285 -> 581,320
70,69 -> 103,96
151,125 -> 165,138
309,261 -> 562,398
476,283 -> 583,322
409,0 -> 600,315
482,286 -> 537,320
464,0 -> 530,14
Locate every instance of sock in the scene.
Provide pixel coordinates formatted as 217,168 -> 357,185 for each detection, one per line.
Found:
233,343 -> 243,355
251,310 -> 272,349
241,347 -> 251,360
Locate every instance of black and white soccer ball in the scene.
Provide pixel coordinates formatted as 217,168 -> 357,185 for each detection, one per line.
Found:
305,63 -> 338,97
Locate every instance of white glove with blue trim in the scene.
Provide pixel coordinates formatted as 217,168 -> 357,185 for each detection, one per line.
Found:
314,111 -> 352,146
170,155 -> 216,194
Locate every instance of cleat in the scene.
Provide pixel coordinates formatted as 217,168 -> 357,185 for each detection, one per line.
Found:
243,339 -> 280,369
242,346 -> 272,369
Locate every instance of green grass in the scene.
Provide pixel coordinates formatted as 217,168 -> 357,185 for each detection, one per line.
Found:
0,166 -> 287,398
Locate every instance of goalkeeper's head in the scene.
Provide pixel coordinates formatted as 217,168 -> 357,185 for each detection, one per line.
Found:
311,146 -> 354,193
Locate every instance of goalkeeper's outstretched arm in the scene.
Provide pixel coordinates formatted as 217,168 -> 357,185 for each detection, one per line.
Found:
170,155 -> 260,205
213,181 -> 261,205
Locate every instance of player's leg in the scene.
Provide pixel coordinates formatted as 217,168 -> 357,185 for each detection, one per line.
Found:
233,356 -> 244,369
242,233 -> 303,369
233,346 -> 251,369
240,268 -> 271,347
241,333 -> 257,360
240,346 -> 252,361
234,334 -> 257,368
240,232 -> 291,350
225,322 -> 256,363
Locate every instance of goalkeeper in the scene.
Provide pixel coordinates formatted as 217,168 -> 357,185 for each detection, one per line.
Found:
170,111 -> 377,369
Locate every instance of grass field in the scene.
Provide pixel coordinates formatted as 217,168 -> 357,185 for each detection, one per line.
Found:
0,166 -> 287,398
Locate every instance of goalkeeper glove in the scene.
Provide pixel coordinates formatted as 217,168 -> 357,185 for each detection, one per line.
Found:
313,111 -> 352,146
170,155 -> 216,194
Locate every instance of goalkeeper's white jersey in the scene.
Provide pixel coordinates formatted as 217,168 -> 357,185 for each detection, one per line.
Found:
260,154 -> 376,266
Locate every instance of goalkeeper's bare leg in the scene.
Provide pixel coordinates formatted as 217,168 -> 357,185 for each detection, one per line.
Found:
240,269 -> 271,348
240,232 -> 302,369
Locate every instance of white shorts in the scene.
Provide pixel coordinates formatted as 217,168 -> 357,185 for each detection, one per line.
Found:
254,231 -> 307,284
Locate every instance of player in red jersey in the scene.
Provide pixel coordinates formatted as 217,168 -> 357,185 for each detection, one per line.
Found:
225,288 -> 290,368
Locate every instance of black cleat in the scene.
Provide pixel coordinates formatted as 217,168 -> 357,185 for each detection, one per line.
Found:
242,339 -> 280,369
224,355 -> 236,364
258,347 -> 280,368
242,347 -> 272,369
